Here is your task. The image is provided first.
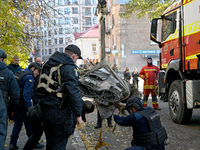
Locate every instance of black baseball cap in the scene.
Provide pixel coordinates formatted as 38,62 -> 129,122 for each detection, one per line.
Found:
65,44 -> 83,59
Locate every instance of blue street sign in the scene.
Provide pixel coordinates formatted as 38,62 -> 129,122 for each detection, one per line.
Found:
131,50 -> 161,54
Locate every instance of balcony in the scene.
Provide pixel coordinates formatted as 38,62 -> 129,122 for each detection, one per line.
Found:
82,22 -> 92,27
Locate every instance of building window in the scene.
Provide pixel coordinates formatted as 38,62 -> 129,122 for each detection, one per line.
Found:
42,49 -> 44,55
59,47 -> 63,53
55,48 -> 58,51
86,18 -> 91,25
45,39 -> 47,46
58,0 -> 62,5
65,27 -> 70,34
48,31 -> 51,36
44,31 -> 47,37
58,8 -> 63,15
65,0 -> 70,5
48,2 -> 51,8
65,37 -> 70,44
92,44 -> 96,51
93,17 -> 97,24
86,0 -> 91,5
59,38 -> 63,44
72,0 -> 78,4
55,30 -> 57,35
72,7 -> 78,14
93,7 -> 96,14
45,49 -> 47,55
73,27 -> 78,33
59,18 -> 63,24
48,40 -> 52,45
54,19 -> 58,25
49,49 -> 52,55
54,0 -> 58,6
48,22 -> 51,27
54,10 -> 58,16
55,38 -> 57,44
85,8 -> 91,15
112,14 -> 115,25
65,8 -> 70,14
93,0 -> 97,4
59,28 -> 63,34
73,17 -> 78,24
65,17 -> 70,24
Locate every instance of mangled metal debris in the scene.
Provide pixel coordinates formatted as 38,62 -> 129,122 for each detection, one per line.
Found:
79,59 -> 131,119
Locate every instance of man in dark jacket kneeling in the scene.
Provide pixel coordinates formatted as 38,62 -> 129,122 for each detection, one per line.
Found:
113,97 -> 167,150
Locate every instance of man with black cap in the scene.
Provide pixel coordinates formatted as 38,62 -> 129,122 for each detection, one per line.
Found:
36,44 -> 83,149
113,97 -> 167,150
139,57 -> 161,110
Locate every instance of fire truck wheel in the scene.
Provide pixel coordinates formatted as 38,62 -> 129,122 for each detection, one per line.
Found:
168,79 -> 193,124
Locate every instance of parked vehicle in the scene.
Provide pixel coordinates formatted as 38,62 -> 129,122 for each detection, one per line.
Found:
150,0 -> 200,124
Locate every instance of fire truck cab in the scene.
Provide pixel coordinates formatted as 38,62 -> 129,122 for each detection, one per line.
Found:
150,0 -> 200,124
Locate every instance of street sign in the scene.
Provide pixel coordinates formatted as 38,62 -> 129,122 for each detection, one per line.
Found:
121,56 -> 126,58
131,50 -> 161,54
112,50 -> 119,54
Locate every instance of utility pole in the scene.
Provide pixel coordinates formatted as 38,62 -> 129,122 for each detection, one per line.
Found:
98,0 -> 107,61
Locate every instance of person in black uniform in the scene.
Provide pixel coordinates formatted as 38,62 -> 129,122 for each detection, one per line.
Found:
9,62 -> 42,150
0,89 -> 7,150
113,97 -> 167,150
37,44 -> 84,150
0,49 -> 20,150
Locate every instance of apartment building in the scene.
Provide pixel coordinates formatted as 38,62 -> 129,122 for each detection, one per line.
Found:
30,0 -> 98,62
97,0 -> 161,72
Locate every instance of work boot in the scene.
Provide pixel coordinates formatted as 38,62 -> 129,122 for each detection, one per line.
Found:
142,95 -> 148,108
9,144 -> 18,150
107,116 -> 113,127
154,107 -> 161,110
34,143 -> 44,149
95,111 -> 102,129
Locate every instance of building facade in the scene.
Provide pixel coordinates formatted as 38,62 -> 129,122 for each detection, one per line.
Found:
98,0 -> 161,72
74,24 -> 100,66
30,0 -> 98,62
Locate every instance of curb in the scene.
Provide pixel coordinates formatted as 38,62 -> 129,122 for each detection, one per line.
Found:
73,129 -> 86,150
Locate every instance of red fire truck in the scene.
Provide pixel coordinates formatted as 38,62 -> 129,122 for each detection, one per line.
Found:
150,0 -> 200,124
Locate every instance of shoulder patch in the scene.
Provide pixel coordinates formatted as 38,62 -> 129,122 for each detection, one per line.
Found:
74,69 -> 79,77
29,79 -> 33,82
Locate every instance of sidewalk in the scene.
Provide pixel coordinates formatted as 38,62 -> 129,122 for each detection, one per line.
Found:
5,121 -> 86,150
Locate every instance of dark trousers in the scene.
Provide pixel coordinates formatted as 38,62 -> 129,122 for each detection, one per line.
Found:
41,107 -> 74,150
0,97 -> 7,150
23,121 -> 43,150
133,79 -> 139,89
10,109 -> 32,145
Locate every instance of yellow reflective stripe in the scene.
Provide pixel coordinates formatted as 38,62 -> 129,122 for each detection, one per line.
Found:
186,53 -> 200,60
140,75 -> 144,78
144,69 -> 156,71
152,102 -> 158,104
144,85 -> 155,89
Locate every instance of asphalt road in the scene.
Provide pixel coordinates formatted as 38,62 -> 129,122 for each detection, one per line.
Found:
157,100 -> 200,150
77,98 -> 200,150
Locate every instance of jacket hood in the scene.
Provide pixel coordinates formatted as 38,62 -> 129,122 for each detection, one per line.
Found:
45,51 -> 75,67
0,62 -> 8,71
